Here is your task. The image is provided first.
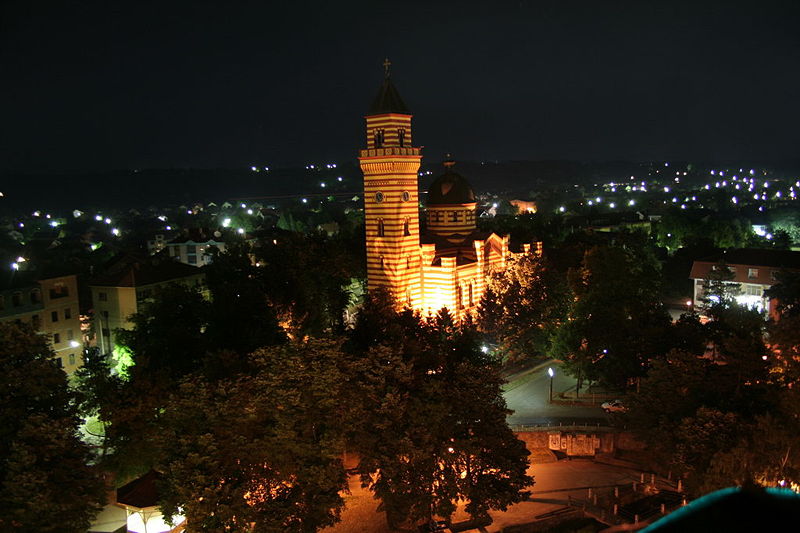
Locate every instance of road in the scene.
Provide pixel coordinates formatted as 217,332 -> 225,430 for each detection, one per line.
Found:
502,360 -> 609,426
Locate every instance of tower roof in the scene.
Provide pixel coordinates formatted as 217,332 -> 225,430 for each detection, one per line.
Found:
368,76 -> 411,115
427,160 -> 476,205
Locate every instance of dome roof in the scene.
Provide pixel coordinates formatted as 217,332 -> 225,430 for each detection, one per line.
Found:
427,162 -> 476,205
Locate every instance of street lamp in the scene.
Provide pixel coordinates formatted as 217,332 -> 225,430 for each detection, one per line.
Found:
548,367 -> 555,403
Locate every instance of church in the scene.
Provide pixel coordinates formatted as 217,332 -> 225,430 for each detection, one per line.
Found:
358,67 -> 536,320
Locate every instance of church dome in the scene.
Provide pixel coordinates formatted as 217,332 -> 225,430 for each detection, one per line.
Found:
427,161 -> 476,205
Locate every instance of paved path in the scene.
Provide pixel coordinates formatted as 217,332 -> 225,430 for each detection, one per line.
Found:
323,459 -> 644,533
503,360 -> 608,426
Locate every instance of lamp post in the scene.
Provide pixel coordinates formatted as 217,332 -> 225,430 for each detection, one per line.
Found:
548,367 -> 555,403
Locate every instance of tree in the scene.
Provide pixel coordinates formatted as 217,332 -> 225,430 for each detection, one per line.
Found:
155,340 -> 350,532
479,252 -> 570,361
765,270 -> 800,318
115,283 -> 210,382
0,323 -> 106,532
347,305 -> 532,527
257,231 -> 361,337
700,260 -> 741,309
551,240 -> 673,388
203,243 -> 285,369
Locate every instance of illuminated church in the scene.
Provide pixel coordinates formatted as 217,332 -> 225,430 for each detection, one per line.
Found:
359,67 -> 535,320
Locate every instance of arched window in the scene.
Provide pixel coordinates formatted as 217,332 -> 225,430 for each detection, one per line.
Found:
403,218 -> 411,236
374,129 -> 385,148
377,218 -> 385,237
398,128 -> 405,147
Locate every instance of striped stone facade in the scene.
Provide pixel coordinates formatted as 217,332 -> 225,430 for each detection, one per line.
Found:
359,77 -> 534,321
359,114 -> 423,307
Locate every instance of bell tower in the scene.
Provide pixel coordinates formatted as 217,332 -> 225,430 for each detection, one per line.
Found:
359,61 -> 422,307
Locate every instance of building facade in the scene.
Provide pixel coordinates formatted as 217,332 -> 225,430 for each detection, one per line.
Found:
147,228 -> 227,266
0,273 -> 83,373
360,72 -> 533,320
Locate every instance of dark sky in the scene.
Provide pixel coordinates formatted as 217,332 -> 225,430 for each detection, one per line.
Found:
2,0 -> 799,172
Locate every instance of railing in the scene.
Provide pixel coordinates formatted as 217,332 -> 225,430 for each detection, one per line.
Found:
510,421 -> 614,432
359,147 -> 421,157
563,478 -> 685,527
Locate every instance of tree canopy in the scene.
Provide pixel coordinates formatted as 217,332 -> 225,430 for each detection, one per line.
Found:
0,323 -> 106,532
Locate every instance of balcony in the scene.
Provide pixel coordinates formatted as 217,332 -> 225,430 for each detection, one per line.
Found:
359,146 -> 421,158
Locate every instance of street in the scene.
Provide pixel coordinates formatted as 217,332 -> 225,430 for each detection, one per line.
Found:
502,360 -> 609,427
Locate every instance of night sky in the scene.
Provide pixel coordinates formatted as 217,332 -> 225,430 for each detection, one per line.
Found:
2,0 -> 799,173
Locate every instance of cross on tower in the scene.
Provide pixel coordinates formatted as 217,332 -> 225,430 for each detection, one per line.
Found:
383,57 -> 391,78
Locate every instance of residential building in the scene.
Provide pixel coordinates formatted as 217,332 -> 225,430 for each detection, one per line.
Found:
147,228 -> 227,266
90,255 -> 205,354
0,273 -> 83,373
690,249 -> 800,318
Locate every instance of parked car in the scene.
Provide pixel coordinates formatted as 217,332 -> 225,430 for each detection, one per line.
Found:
601,399 -> 627,413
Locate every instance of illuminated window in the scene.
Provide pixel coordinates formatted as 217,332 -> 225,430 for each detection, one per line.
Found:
449,211 -> 462,223
466,210 -> 475,222
377,219 -> 385,237
49,283 -> 69,299
403,218 -> 410,236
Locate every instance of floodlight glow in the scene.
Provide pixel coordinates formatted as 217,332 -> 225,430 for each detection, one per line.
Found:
237,228 -> 245,234
69,340 -> 80,348
547,367 -> 554,378
222,218 -> 231,227
111,228 -> 120,236
95,215 -> 103,221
